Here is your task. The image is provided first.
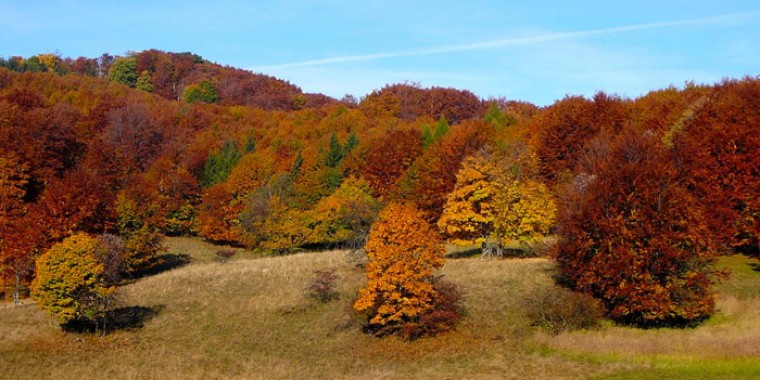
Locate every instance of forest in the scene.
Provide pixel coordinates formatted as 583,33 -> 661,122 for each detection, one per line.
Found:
0,49 -> 758,352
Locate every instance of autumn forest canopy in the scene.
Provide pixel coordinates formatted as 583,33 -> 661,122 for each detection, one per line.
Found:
0,49 -> 758,332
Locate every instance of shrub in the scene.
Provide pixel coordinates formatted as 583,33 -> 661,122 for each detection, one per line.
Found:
525,287 -> 605,334
214,249 -> 237,262
122,225 -> 164,276
400,278 -> 465,340
306,268 -> 339,303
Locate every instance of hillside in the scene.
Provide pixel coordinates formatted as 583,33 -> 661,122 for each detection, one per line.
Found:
0,50 -> 758,378
1,237 -> 759,379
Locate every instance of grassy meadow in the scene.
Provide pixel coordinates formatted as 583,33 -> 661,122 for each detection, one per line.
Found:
1,237 -> 759,379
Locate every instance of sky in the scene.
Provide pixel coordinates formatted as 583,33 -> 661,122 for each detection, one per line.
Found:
1,1 -> 759,106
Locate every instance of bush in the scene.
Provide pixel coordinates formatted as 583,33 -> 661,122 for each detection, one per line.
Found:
525,287 -> 605,334
306,268 -> 339,303
398,278 -> 465,340
214,249 -> 237,262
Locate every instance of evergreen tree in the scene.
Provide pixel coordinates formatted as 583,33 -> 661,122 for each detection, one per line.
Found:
422,125 -> 435,148
324,132 -> 344,168
200,141 -> 242,187
433,116 -> 450,140
344,130 -> 360,155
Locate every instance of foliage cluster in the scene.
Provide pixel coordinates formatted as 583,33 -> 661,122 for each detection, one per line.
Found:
30,234 -> 116,331
353,203 -> 458,339
554,130 -> 720,326
437,151 -> 556,256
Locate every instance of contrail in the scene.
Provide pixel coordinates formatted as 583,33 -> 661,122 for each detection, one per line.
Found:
251,11 -> 760,71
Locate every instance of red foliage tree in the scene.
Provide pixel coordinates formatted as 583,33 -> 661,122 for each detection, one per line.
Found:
36,168 -> 116,241
673,78 -> 760,255
555,130 -> 720,326
534,93 -> 627,185
354,129 -> 423,197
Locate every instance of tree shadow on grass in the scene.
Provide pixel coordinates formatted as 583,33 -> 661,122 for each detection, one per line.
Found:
61,305 -> 164,334
446,247 -> 482,259
131,253 -> 191,279
750,262 -> 760,273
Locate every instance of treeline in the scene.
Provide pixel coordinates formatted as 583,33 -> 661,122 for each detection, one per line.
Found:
0,51 -> 758,330
0,50 -> 334,110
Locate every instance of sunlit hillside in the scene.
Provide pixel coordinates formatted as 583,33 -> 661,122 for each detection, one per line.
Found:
1,238 -> 759,379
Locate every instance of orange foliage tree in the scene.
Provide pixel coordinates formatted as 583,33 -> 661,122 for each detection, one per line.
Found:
437,152 -> 556,256
353,202 -> 446,336
555,130 -> 720,326
436,153 -> 497,247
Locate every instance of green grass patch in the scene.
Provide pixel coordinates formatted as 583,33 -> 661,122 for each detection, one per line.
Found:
594,357 -> 760,380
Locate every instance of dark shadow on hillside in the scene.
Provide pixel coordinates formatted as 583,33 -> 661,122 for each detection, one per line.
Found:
130,253 -> 191,279
750,262 -> 760,273
446,246 -> 538,259
446,247 -> 482,259
61,305 -> 164,334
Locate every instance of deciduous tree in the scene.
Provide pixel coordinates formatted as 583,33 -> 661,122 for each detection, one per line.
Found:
31,234 -> 116,328
354,202 -> 445,336
673,78 -> 760,256
555,130 -> 719,326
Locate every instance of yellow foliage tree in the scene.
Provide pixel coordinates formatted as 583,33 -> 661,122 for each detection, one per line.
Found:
354,202 -> 445,334
490,179 -> 556,255
436,154 -> 498,246
30,234 -> 115,325
309,176 -> 380,248
254,196 -> 312,253
437,152 -> 556,256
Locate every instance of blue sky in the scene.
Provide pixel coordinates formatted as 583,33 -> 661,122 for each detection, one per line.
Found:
2,1 -> 759,105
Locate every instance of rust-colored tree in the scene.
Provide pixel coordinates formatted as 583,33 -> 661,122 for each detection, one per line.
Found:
353,202 -> 448,338
0,154 -> 47,303
359,83 -> 483,123
673,78 -> 760,256
394,121 -> 493,221
355,129 -> 423,197
534,93 -> 627,185
555,130 -> 720,326
37,167 -> 116,241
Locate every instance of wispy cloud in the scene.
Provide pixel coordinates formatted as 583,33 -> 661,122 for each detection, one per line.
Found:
250,11 -> 760,71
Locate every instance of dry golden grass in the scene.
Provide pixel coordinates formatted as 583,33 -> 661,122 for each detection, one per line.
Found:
538,295 -> 760,358
1,238 -> 758,379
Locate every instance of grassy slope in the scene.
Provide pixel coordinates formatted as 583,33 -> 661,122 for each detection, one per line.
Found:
1,237 -> 758,379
